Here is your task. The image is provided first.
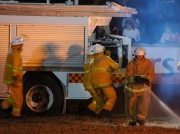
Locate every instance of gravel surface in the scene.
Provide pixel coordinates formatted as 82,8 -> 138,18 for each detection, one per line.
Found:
0,86 -> 179,134
0,113 -> 179,134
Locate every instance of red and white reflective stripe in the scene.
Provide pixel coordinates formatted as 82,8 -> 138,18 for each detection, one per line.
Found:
111,73 -> 126,84
68,73 -> 84,83
68,73 -> 126,84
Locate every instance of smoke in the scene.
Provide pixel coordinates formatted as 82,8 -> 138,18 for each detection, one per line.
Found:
152,84 -> 180,114
113,0 -> 180,43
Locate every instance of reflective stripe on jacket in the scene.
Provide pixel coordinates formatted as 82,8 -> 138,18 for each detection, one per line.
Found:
125,58 -> 155,92
90,53 -> 119,88
83,56 -> 94,90
3,49 -> 23,86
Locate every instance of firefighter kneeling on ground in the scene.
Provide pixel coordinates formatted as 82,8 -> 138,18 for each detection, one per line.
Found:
83,45 -> 105,117
90,44 -> 119,118
124,47 -> 155,126
0,36 -> 25,118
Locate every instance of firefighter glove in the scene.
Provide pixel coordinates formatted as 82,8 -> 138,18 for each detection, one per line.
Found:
141,78 -> 149,85
134,76 -> 143,83
135,76 -> 149,85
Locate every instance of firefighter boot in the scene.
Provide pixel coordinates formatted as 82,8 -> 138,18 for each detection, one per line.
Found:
86,108 -> 100,118
100,109 -> 113,118
137,119 -> 145,126
0,102 -> 12,119
128,121 -> 137,126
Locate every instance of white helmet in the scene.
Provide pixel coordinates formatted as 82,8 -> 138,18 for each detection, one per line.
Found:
11,36 -> 25,46
86,45 -> 95,55
134,47 -> 146,56
93,44 -> 105,54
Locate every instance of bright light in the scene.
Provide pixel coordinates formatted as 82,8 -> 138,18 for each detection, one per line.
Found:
177,61 -> 180,71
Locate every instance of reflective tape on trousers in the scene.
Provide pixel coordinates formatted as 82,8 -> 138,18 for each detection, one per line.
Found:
124,85 -> 150,92
92,83 -> 111,89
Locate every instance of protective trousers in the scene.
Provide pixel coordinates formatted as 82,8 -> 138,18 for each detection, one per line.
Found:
125,90 -> 151,122
88,88 -> 105,114
2,85 -> 23,116
96,86 -> 117,112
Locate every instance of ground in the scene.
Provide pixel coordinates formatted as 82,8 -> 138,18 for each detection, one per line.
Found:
0,86 -> 179,133
0,113 -> 179,134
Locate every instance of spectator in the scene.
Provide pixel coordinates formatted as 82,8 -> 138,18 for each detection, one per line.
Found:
122,15 -> 140,29
110,26 -> 120,35
160,23 -> 180,44
109,20 -> 120,35
122,19 -> 141,43
95,26 -> 110,39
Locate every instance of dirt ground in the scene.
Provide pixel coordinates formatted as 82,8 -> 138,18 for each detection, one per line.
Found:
0,86 -> 179,134
0,112 -> 179,134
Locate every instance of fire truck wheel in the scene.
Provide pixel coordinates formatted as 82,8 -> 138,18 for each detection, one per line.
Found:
22,74 -> 64,116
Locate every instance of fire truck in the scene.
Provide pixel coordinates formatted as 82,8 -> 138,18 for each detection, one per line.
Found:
0,1 -> 136,115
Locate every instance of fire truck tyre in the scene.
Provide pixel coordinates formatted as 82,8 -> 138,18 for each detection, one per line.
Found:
22,75 -> 64,116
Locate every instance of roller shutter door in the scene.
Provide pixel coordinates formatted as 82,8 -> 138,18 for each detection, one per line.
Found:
0,25 -> 10,93
17,25 -> 85,68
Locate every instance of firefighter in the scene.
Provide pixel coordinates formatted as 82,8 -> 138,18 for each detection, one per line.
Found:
83,45 -> 104,116
90,44 -> 119,118
1,36 -> 25,118
124,47 -> 155,126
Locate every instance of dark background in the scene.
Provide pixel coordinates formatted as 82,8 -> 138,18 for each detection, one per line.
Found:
18,0 -> 180,44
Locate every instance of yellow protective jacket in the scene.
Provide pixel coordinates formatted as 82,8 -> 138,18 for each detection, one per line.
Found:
83,55 -> 94,90
90,53 -> 119,88
125,57 -> 155,92
3,48 -> 23,86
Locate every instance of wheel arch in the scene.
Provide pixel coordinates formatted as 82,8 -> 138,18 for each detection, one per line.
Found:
23,71 -> 64,95
23,71 -> 66,114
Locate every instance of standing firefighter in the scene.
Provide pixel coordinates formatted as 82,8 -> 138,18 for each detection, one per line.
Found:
90,44 -> 119,118
1,36 -> 25,117
83,45 -> 104,117
125,47 -> 155,126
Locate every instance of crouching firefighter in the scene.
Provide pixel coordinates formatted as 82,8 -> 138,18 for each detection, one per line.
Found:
83,45 -> 105,117
90,44 -> 119,118
1,36 -> 25,117
124,47 -> 155,126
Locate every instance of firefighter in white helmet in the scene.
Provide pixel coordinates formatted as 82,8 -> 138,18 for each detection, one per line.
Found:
90,44 -> 119,118
1,36 -> 25,118
82,45 -> 105,117
124,47 -> 155,126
